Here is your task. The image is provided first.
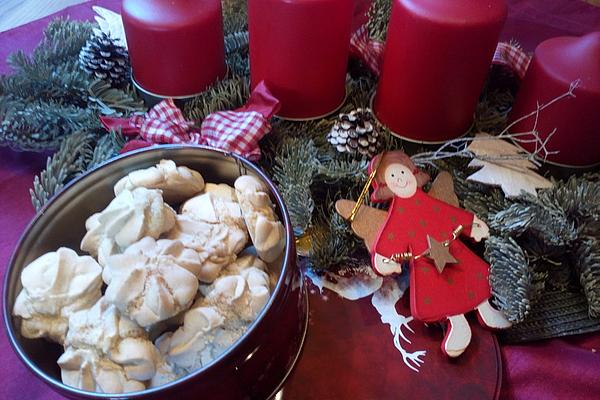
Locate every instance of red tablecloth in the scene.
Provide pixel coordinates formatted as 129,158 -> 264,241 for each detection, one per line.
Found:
1,1 -> 599,399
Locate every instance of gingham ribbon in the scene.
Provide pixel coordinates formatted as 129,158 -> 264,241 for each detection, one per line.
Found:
350,25 -> 532,79
101,81 -> 280,161
492,42 -> 531,79
350,25 -> 385,76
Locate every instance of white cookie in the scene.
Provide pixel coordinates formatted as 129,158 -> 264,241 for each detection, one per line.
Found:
12,248 -> 102,344
114,159 -> 204,203
81,188 -> 176,266
234,175 -> 285,262
59,298 -> 160,393
103,252 -> 199,328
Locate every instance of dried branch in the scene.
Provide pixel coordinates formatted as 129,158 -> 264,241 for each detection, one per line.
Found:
411,81 -> 579,168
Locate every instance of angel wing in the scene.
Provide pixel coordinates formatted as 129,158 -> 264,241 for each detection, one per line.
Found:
336,171 -> 459,251
427,171 -> 459,207
335,199 -> 386,252
92,6 -> 127,48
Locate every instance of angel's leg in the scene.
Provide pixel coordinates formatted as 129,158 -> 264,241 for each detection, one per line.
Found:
441,314 -> 472,358
476,300 -> 511,330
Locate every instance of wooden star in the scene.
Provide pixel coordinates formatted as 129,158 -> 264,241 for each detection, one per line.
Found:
426,235 -> 458,273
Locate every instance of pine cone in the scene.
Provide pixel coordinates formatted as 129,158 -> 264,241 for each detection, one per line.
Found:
327,108 -> 382,158
79,33 -> 130,87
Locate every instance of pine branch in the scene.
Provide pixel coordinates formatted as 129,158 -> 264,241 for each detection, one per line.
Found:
367,0 -> 392,42
491,202 -> 577,247
272,138 -> 319,235
224,31 -> 250,76
1,61 -> 90,106
226,51 -> 250,77
39,18 -> 95,65
0,18 -> 99,151
7,18 -> 94,73
222,0 -> 248,35
310,211 -> 357,270
224,31 -> 249,54
30,131 -> 97,211
273,118 -> 335,145
183,76 -> 249,123
87,79 -> 145,116
536,176 -> 600,234
345,75 -> 377,109
474,89 -> 514,134
315,157 -> 368,183
486,236 -> 547,323
0,96 -> 95,152
572,239 -> 600,317
2,19 -> 94,104
88,130 -> 125,169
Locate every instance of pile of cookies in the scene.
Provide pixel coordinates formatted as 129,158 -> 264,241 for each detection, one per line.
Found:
13,160 -> 285,394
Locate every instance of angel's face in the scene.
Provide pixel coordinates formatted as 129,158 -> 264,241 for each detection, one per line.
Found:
384,163 -> 417,198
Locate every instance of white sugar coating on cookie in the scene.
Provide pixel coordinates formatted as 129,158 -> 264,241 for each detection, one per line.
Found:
181,192 -> 244,227
12,247 -> 102,345
58,298 -> 161,393
120,237 -> 205,279
152,255 -> 272,382
114,159 -> 205,203
220,251 -> 268,276
103,251 -> 199,328
234,175 -> 285,263
203,267 -> 271,322
58,347 -> 147,393
154,306 -> 230,373
64,298 -> 147,355
169,192 -> 248,283
81,187 -> 176,266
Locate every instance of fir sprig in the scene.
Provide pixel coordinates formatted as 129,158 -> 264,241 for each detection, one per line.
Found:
30,130 -> 97,211
7,18 -> 94,72
87,79 -> 145,115
88,129 -> 126,169
0,96 -> 95,151
486,236 -> 545,322
183,76 -> 249,123
573,239 -> 600,317
367,0 -> 392,41
310,211 -> 358,271
224,31 -> 249,55
272,138 -> 319,235
222,0 -> 248,35
0,18 -> 141,152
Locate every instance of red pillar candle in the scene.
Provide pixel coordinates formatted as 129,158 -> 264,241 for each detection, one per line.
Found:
248,0 -> 353,119
122,0 -> 226,97
508,32 -> 600,168
373,0 -> 507,142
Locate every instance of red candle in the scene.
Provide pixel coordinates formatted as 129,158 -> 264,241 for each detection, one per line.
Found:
248,0 -> 353,119
508,32 -> 600,168
373,0 -> 507,142
122,0 -> 226,97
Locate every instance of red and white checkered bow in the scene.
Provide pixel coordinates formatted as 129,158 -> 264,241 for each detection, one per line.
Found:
349,11 -> 531,79
100,81 -> 280,161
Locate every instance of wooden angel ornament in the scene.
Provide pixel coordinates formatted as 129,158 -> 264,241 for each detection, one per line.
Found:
337,150 -> 511,358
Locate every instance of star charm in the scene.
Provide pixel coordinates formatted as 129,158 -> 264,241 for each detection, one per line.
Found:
426,235 -> 458,273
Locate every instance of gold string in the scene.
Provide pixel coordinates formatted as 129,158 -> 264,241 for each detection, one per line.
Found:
349,152 -> 385,223
383,224 -> 465,264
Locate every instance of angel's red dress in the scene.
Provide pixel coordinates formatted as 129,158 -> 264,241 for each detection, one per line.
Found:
372,188 -> 491,322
